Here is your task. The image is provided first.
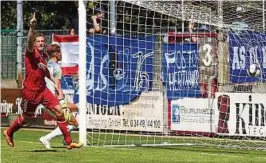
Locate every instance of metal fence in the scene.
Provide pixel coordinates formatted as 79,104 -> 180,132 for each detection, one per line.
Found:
1,29 -> 68,80
1,30 -> 17,79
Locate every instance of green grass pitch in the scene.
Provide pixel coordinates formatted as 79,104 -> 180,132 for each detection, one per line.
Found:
1,128 -> 266,163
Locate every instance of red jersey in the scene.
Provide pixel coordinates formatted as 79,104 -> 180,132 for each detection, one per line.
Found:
23,47 -> 49,91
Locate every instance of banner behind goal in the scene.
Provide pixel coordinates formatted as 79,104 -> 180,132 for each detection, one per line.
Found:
75,0 -> 266,149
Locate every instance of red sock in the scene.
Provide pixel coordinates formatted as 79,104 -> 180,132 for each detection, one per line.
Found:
7,115 -> 25,136
57,121 -> 72,145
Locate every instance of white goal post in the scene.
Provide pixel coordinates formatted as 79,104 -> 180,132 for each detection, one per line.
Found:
77,0 -> 266,149
78,0 -> 87,146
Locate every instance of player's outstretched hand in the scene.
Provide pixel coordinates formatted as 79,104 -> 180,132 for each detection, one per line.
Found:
30,12 -> 37,28
92,15 -> 97,20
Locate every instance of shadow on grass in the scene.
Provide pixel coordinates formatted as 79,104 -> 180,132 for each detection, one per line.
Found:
31,149 -> 57,152
51,146 -> 67,149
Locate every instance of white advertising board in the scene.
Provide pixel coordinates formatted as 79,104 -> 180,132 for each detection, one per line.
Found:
214,93 -> 266,137
76,91 -> 164,132
63,90 -> 75,103
171,98 -> 214,132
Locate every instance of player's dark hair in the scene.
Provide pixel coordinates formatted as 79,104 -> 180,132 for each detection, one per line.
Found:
68,28 -> 75,35
94,7 -> 104,15
34,33 -> 45,41
47,44 -> 61,56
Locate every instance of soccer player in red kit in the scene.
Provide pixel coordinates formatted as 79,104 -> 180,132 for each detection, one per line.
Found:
3,13 -> 83,150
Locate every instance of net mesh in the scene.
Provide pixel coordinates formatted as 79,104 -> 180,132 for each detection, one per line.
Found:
79,0 -> 266,149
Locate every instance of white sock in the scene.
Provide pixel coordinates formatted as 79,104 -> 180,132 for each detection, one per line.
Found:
43,125 -> 76,141
43,127 -> 62,141
68,125 -> 76,131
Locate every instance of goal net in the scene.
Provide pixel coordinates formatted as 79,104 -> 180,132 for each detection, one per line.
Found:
75,0 -> 266,149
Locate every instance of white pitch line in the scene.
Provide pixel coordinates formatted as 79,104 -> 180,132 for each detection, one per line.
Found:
255,157 -> 266,160
201,152 -> 266,160
18,140 -> 41,144
200,153 -> 221,156
5,140 -> 266,158
201,152 -> 244,158
3,140 -> 136,151
104,147 -> 135,150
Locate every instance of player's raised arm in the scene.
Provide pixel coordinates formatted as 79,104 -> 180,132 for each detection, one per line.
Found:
27,12 -> 36,52
91,15 -> 101,33
88,7 -> 105,34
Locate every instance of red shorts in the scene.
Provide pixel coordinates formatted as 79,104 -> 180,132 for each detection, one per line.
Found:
21,88 -> 59,115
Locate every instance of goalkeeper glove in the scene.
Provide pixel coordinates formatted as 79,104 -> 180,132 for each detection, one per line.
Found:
63,108 -> 72,122
60,100 -> 71,122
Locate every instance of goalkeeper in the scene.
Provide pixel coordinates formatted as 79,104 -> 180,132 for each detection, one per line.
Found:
39,43 -> 80,149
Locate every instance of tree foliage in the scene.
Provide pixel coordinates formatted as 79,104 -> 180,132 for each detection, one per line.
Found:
1,1 -> 17,30
1,1 -> 182,33
1,1 -> 77,30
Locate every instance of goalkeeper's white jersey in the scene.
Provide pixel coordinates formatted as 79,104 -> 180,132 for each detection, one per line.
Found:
42,61 -> 78,120
45,60 -> 62,95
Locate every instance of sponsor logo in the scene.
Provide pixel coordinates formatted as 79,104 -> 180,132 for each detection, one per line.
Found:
233,84 -> 253,93
44,120 -> 57,126
0,100 -> 13,116
87,104 -> 121,116
172,104 -> 180,124
235,95 -> 265,135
